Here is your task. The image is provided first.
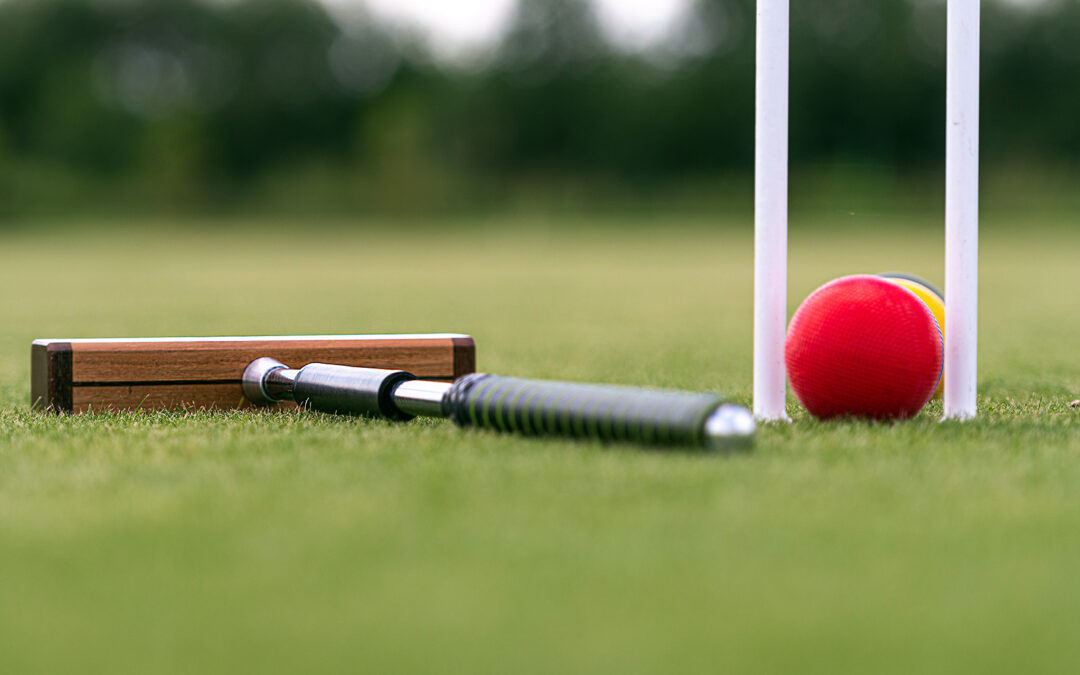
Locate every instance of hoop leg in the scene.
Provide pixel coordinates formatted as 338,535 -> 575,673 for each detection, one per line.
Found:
944,0 -> 980,421
753,0 -> 790,422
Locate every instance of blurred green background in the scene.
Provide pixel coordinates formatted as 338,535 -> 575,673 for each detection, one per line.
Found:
1,0 -> 1078,218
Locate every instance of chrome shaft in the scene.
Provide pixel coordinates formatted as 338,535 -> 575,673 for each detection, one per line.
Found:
392,379 -> 452,417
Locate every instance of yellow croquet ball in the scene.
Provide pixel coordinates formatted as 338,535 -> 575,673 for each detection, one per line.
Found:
880,274 -> 945,399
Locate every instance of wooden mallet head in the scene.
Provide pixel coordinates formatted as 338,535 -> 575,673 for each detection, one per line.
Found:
31,334 -> 475,413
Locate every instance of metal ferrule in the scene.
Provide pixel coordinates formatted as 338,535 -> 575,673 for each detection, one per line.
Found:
242,358 -> 417,420
292,364 -> 416,420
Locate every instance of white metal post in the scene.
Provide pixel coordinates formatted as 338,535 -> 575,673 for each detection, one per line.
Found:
753,0 -> 790,421
944,0 -> 980,420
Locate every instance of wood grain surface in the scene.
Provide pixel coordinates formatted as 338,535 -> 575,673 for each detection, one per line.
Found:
32,334 -> 476,413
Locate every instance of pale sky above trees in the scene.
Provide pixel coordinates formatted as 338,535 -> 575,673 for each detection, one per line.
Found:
318,0 -> 699,61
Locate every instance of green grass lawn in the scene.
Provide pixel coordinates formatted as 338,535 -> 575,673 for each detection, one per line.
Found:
1,215 -> 1078,674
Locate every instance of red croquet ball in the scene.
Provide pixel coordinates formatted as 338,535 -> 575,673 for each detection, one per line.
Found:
785,275 -> 944,420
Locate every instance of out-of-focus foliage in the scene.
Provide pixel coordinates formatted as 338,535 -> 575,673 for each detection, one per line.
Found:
0,0 -> 1077,214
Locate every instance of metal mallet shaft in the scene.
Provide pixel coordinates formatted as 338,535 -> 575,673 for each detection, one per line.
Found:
242,358 -> 754,450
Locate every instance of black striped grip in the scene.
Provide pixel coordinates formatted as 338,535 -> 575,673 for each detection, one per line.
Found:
443,374 -> 725,446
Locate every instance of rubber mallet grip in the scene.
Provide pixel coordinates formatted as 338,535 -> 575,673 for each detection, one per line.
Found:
443,374 -> 735,447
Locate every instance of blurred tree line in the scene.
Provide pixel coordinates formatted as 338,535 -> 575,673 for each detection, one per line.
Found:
0,0 -> 1077,215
